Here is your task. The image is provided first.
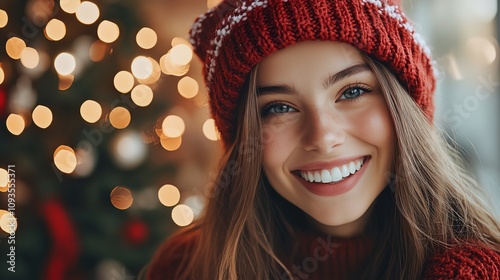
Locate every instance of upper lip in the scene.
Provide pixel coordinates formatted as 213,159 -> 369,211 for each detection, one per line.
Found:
293,155 -> 368,171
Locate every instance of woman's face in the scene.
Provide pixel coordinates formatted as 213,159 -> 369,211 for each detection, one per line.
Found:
257,41 -> 396,237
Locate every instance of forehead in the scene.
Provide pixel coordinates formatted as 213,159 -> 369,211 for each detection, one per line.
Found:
257,41 -> 365,84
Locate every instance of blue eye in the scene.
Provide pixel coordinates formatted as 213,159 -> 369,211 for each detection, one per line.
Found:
261,103 -> 297,117
338,86 -> 372,101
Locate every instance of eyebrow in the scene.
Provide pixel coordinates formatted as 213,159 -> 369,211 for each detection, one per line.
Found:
257,63 -> 370,96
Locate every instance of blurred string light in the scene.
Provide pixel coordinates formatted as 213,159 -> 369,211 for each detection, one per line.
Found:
161,115 -> 185,138
136,27 -> 157,50
6,114 -> 25,136
58,74 -> 75,90
159,43 -> 193,77
54,145 -> 77,174
160,135 -> 182,151
177,76 -> 199,99
171,37 -> 191,47
170,44 -> 193,66
97,20 -> 120,43
183,195 -> 205,219
172,204 -> 194,227
131,85 -> 153,107
61,0 -> 81,14
73,146 -> 97,177
0,9 -> 8,28
109,106 -> 131,129
76,1 -> 100,25
113,70 -> 134,93
54,52 -> 76,75
32,105 -> 53,129
0,210 -> 17,234
80,100 -> 102,123
158,184 -> 180,207
131,56 -> 153,80
0,168 -> 8,192
20,47 -> 40,69
137,58 -> 160,85
89,40 -> 111,62
110,186 -> 133,210
466,37 -> 497,65
45,19 -> 66,41
0,66 -> 4,84
202,119 -> 220,141
6,37 -> 26,60
109,130 -> 147,169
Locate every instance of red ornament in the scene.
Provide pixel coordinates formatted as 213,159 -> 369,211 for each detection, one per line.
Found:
123,219 -> 149,245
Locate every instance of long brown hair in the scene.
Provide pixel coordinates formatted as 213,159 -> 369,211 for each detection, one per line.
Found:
172,56 -> 500,279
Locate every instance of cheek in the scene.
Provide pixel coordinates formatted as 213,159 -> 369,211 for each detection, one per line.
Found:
355,102 -> 395,146
261,123 -> 296,172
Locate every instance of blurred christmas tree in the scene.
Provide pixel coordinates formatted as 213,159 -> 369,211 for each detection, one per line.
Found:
0,0 -> 220,279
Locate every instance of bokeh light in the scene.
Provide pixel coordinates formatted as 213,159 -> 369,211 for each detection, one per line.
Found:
202,119 -> 220,141
54,53 -> 76,75
32,105 -> 53,129
131,56 -> 153,80
466,37 -> 497,65
54,145 -> 77,174
0,168 -> 8,192
6,114 -> 25,136
110,130 -> 147,169
0,211 -> 17,234
0,10 -> 9,28
20,47 -> 40,69
0,66 -> 5,84
131,85 -> 153,107
76,1 -> 100,25
109,107 -> 131,129
158,184 -> 180,207
160,53 -> 190,76
177,76 -> 199,99
160,135 -> 182,151
97,20 -> 120,43
45,19 -> 66,41
172,204 -> 194,226
60,0 -> 81,14
170,44 -> 193,66
171,37 -> 191,47
113,71 -> 134,93
161,115 -> 185,138
137,58 -> 160,85
136,27 -> 157,49
80,100 -> 102,123
58,74 -> 75,90
6,37 -> 26,60
110,186 -> 133,210
89,40 -> 110,62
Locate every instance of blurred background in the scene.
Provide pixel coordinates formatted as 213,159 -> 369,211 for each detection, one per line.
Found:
0,0 -> 498,279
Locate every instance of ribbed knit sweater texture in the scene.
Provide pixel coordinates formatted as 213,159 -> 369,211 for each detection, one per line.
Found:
146,229 -> 500,279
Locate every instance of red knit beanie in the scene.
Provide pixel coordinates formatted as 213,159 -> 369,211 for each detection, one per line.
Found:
189,0 -> 436,146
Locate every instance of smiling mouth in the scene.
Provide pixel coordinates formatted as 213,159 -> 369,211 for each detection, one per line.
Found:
296,156 -> 367,184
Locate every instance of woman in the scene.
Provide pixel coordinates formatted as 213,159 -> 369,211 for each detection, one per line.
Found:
146,0 -> 500,279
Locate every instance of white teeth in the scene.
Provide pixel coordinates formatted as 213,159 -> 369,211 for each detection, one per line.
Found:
341,165 -> 350,177
321,170 -> 332,183
331,167 -> 343,182
299,157 -> 366,184
348,162 -> 356,174
314,171 -> 321,183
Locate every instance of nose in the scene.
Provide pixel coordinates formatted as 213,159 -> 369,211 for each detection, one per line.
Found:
302,109 -> 346,154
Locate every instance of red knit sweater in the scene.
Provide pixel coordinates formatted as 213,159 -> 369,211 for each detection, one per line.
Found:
146,229 -> 500,279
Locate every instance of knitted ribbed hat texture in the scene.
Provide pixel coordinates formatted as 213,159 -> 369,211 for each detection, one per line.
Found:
189,0 -> 436,145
